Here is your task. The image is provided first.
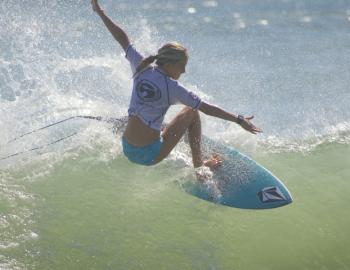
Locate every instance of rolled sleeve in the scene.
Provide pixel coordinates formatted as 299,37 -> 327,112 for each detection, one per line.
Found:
169,81 -> 202,109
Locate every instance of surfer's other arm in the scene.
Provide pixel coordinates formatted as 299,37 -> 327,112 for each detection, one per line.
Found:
91,0 -> 130,51
198,102 -> 262,134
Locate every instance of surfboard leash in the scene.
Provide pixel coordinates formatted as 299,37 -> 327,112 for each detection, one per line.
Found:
0,132 -> 78,161
0,115 -> 127,162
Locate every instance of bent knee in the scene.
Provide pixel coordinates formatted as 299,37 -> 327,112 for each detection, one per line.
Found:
181,106 -> 200,119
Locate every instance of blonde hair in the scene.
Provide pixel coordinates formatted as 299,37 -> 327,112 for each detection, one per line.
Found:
134,42 -> 188,76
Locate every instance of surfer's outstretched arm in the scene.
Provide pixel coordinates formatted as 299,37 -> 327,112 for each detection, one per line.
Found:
199,102 -> 262,134
91,0 -> 130,51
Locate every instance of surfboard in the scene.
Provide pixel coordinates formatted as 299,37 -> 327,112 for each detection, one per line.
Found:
181,135 -> 293,209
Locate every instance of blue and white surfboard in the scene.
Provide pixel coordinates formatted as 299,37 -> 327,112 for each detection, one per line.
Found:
182,136 -> 293,209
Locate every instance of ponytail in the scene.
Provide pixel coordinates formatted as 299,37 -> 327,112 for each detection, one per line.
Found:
134,55 -> 158,77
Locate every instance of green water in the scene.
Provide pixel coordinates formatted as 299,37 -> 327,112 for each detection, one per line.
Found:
1,143 -> 350,270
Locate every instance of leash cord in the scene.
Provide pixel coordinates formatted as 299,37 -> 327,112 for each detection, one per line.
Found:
0,115 -> 127,162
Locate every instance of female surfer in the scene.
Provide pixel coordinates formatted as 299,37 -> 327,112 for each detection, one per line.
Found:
91,0 -> 262,171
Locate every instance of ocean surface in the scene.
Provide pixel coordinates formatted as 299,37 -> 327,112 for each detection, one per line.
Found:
1,0 -> 350,269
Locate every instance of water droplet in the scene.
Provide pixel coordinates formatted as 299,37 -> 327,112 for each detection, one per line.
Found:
202,1 -> 218,8
233,13 -> 241,19
203,17 -> 212,23
30,231 -> 39,239
187,7 -> 197,14
238,21 -> 246,29
301,16 -> 312,23
258,19 -> 269,26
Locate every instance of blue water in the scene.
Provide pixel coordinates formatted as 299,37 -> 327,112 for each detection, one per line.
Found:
1,0 -> 350,269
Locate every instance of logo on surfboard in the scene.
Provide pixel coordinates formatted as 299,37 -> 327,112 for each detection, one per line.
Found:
257,186 -> 287,203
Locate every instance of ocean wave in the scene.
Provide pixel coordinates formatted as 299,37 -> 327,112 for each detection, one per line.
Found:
257,122 -> 350,153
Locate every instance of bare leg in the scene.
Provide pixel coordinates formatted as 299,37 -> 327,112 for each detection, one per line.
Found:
154,107 -> 222,169
185,107 -> 202,167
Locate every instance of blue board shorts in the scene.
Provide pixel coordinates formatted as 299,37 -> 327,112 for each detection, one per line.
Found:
122,137 -> 163,166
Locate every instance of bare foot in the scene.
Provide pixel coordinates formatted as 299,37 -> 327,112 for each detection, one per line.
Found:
203,153 -> 223,170
195,166 -> 213,182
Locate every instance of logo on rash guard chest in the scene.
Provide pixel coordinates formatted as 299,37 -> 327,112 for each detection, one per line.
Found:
136,80 -> 161,102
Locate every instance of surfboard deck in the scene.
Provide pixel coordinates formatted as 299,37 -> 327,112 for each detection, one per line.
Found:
181,135 -> 293,209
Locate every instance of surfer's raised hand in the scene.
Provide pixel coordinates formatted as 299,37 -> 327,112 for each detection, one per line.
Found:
239,116 -> 263,134
92,0 -> 104,15
91,0 -> 130,50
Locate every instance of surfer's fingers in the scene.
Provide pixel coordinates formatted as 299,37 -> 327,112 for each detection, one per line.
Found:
246,125 -> 262,134
245,115 -> 254,120
253,126 -> 263,133
244,126 -> 256,134
247,122 -> 262,133
92,0 -> 97,11
92,0 -> 102,13
252,129 -> 262,134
